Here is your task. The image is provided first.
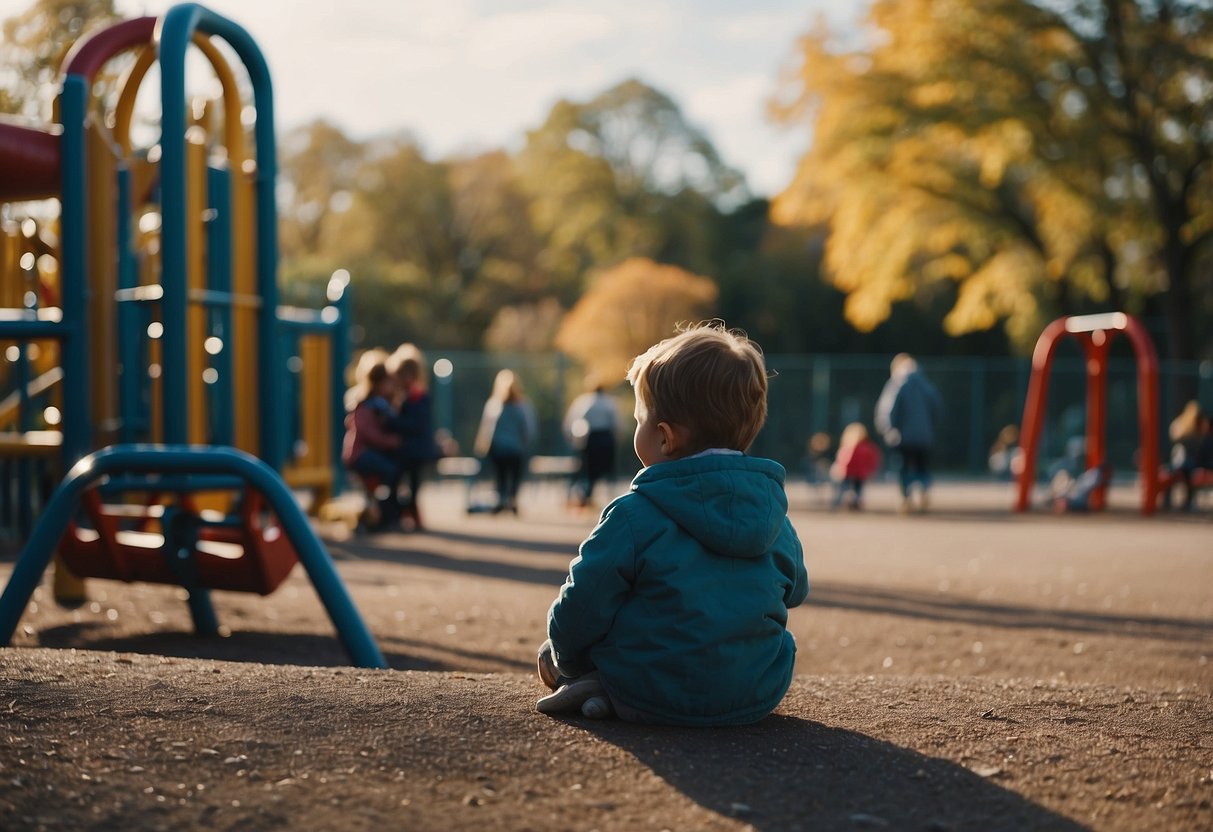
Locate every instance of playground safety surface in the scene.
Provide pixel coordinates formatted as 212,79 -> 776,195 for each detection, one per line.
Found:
2,479 -> 1210,830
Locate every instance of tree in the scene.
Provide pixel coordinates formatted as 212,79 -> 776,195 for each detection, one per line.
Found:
1,0 -> 119,119
278,119 -> 365,259
555,258 -> 718,384
517,79 -> 745,299
304,138 -> 546,350
773,0 -> 1213,360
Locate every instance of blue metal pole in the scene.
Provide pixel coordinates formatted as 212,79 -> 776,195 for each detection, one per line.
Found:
0,445 -> 386,668
14,340 -> 30,536
155,6 -> 198,446
116,165 -> 142,443
206,164 -> 234,447
0,478 -> 77,642
158,3 -> 283,468
329,271 -> 351,494
58,75 -> 91,465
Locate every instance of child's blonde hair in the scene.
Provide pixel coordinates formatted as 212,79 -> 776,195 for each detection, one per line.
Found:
489,369 -> 523,404
838,422 -> 869,450
387,342 -> 427,386
626,322 -> 768,452
346,347 -> 391,410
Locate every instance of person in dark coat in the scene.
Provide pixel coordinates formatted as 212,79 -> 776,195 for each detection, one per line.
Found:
386,344 -> 442,530
875,353 -> 943,513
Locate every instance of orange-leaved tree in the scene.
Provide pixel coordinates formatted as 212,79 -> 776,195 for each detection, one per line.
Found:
772,0 -> 1213,360
555,258 -> 718,385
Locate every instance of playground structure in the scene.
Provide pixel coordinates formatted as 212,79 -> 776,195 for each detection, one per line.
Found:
1014,312 -> 1160,516
0,4 -> 383,666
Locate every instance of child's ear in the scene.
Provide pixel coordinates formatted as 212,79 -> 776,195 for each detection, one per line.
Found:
657,421 -> 691,459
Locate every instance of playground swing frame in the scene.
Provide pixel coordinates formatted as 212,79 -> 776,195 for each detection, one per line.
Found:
1014,312 -> 1160,516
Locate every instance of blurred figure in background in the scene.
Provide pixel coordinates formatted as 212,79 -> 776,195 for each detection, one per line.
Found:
988,424 -> 1023,481
829,422 -> 882,510
1162,400 -> 1213,511
386,343 -> 442,531
475,370 -> 538,515
563,377 -> 621,509
341,350 -> 401,530
804,431 -> 834,502
875,353 -> 943,514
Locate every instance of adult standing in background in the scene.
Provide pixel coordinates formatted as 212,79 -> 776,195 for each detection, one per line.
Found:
563,378 -> 621,509
475,370 -> 537,515
875,353 -> 943,514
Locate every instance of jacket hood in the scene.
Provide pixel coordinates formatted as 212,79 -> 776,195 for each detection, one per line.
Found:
631,455 -> 787,559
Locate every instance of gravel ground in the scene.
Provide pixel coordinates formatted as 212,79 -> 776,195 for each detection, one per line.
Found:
1,478 -> 1210,830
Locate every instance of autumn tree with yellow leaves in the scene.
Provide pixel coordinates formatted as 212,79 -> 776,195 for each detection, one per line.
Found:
773,0 -> 1213,361
555,258 -> 718,385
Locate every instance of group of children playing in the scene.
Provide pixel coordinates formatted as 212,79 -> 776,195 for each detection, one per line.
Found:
341,343 -> 441,531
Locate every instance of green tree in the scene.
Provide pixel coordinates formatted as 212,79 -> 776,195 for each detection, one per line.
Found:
774,0 -> 1213,360
311,138 -> 544,350
278,119 -> 365,259
1,0 -> 119,118
517,79 -> 745,299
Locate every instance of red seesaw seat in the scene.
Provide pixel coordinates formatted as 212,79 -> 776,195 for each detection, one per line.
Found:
57,489 -> 298,595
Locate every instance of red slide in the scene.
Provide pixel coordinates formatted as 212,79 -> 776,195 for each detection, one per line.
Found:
0,119 -> 61,201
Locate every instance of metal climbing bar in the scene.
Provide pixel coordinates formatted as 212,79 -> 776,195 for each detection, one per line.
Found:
0,445 -> 387,668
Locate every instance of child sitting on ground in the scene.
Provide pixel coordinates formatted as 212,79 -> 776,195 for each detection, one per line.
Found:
829,422 -> 882,510
536,323 -> 809,724
341,354 -> 402,530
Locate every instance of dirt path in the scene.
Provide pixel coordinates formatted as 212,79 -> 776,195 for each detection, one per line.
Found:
1,480 -> 1211,830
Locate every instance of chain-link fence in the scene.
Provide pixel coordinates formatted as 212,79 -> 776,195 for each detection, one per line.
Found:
426,349 -> 1213,480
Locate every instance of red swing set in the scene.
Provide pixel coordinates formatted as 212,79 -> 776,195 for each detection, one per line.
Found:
1014,313 -> 1160,516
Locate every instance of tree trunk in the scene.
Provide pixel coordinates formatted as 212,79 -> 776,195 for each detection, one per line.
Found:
1162,230 -> 1197,403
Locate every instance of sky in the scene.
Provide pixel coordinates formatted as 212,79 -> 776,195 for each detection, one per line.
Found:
1,0 -> 865,197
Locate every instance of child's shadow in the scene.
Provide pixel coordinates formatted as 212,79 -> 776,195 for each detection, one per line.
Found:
588,715 -> 1086,831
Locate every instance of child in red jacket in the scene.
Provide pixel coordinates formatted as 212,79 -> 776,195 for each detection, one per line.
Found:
830,422 -> 882,510
341,354 -> 402,529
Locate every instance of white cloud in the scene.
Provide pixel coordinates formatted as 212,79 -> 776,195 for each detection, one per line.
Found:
687,73 -> 772,124
464,7 -> 619,69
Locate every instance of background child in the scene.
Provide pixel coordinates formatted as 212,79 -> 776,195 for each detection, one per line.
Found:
829,422 -> 882,510
1161,401 -> 1213,510
536,323 -> 808,725
474,369 -> 537,515
563,376 -> 621,509
386,343 -> 442,530
341,353 -> 402,530
803,430 -> 835,502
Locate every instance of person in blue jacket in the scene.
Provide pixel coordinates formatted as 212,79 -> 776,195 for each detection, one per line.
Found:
536,323 -> 809,725
875,353 -> 943,514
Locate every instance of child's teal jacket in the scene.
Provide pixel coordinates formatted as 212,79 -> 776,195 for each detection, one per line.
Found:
547,454 -> 809,726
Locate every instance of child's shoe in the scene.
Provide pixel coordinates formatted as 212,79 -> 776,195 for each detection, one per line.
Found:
535,677 -> 605,715
580,695 -> 613,719
537,642 -> 564,689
